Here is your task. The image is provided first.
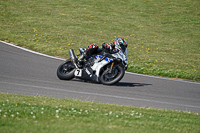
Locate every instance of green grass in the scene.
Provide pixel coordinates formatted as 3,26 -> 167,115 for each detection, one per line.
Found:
0,93 -> 199,133
1,1 -> 199,132
0,0 -> 200,81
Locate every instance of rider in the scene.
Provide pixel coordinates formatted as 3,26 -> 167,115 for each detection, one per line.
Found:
78,38 -> 128,62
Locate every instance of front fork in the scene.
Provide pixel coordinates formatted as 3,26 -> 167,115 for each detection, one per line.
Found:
108,62 -> 114,73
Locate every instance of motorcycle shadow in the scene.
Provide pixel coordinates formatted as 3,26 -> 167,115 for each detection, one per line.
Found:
71,79 -> 151,87
115,82 -> 152,87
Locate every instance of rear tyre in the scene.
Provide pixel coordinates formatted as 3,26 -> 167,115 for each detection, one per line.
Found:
57,60 -> 75,80
99,64 -> 125,85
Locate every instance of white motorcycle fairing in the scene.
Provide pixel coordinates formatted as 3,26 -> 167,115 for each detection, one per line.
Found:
74,55 -> 113,82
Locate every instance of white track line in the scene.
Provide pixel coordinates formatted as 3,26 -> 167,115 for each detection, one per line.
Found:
0,41 -> 65,61
125,71 -> 200,85
1,40 -> 200,85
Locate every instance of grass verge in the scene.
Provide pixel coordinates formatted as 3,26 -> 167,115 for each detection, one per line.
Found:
0,93 -> 199,133
0,0 -> 199,81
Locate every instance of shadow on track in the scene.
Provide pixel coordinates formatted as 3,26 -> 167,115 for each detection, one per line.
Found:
71,79 -> 151,87
115,82 -> 152,87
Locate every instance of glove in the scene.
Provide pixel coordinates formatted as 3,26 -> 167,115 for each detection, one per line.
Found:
102,42 -> 115,51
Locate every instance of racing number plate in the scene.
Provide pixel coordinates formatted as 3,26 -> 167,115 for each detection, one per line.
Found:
74,69 -> 82,77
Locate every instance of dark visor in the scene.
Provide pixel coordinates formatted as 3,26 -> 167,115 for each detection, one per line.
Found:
120,45 -> 126,53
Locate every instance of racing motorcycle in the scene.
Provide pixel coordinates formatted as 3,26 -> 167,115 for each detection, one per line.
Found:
57,40 -> 128,85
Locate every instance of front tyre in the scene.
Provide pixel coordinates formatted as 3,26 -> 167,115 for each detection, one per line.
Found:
99,64 -> 125,85
57,60 -> 75,80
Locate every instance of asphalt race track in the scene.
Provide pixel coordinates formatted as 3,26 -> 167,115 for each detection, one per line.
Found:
1,41 -> 200,113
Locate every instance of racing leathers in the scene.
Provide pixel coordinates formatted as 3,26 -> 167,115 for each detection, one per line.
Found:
78,42 -> 115,61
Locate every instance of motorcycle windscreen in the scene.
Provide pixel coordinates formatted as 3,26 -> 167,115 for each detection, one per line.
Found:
124,48 -> 127,57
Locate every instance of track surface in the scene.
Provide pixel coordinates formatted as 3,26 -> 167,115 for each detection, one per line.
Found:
1,42 -> 200,112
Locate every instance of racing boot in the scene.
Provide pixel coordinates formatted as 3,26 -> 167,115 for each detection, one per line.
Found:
78,51 -> 87,67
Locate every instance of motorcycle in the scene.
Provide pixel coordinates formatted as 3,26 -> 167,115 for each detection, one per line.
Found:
57,40 -> 128,85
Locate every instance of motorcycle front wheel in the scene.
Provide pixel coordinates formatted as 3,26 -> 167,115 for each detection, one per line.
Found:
99,64 -> 125,85
57,60 -> 75,80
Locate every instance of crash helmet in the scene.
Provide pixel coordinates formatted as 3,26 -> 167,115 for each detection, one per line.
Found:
115,38 -> 128,53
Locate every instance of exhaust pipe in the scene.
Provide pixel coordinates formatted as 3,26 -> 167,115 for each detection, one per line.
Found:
69,49 -> 78,68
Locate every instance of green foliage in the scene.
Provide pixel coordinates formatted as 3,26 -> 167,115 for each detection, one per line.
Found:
0,0 -> 199,81
0,93 -> 200,132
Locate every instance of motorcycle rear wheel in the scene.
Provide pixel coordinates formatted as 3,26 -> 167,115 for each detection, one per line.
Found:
99,64 -> 125,85
57,60 -> 75,80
